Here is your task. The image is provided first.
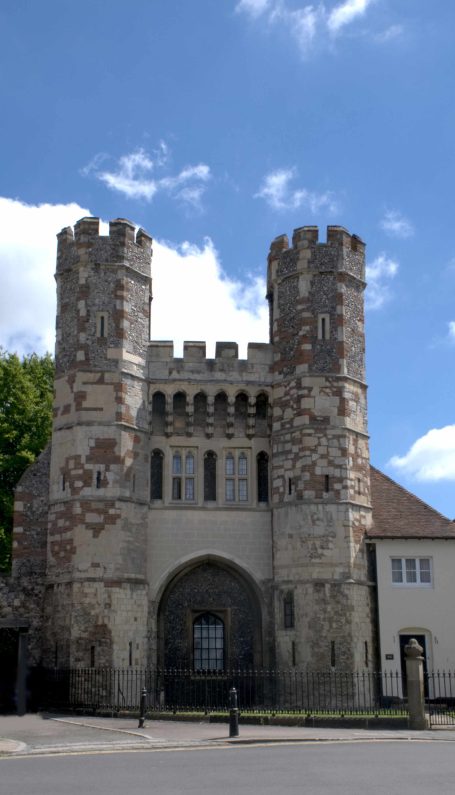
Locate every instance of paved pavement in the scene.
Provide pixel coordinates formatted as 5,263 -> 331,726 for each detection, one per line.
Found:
1,714 -> 455,757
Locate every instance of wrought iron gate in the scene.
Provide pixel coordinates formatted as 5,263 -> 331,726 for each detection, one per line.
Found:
427,672 -> 455,727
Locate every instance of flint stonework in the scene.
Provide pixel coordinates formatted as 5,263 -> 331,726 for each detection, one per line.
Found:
3,219 -> 376,675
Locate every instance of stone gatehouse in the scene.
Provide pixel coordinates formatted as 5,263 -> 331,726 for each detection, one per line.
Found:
2,216 -> 383,687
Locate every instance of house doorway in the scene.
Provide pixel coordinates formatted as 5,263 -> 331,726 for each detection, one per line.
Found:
399,633 -> 428,697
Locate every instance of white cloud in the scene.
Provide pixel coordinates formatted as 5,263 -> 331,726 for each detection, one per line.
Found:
365,253 -> 398,310
159,164 -> 211,202
448,321 -> 455,342
80,152 -> 110,177
0,197 -> 268,359
268,3 -> 322,52
374,24 -> 403,43
98,149 -> 158,200
0,197 -> 92,356
236,0 -> 271,17
327,0 -> 374,34
255,168 -> 338,213
380,210 -> 414,239
84,145 -> 211,209
389,426 -> 455,482
291,6 -> 321,50
151,240 -> 268,357
236,0 -> 381,53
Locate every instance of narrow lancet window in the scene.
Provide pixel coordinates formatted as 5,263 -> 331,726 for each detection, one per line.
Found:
284,592 -> 295,629
150,449 -> 164,500
257,452 -> 269,503
204,451 -> 217,501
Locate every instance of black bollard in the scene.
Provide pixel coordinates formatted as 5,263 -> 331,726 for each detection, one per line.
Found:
138,687 -> 147,729
229,687 -> 239,737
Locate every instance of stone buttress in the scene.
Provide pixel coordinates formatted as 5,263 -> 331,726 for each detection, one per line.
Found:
45,218 -> 152,666
268,226 -> 375,670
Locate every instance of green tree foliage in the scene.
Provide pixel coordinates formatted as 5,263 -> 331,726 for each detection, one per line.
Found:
0,350 -> 54,571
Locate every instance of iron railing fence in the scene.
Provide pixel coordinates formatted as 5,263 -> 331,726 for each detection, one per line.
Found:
38,668 -> 409,716
426,671 -> 455,725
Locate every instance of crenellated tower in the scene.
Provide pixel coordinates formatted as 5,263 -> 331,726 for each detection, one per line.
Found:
12,215 -> 378,677
268,225 -> 374,670
45,218 -> 153,667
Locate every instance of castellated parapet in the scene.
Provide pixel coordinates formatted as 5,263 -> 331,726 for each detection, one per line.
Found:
55,217 -> 152,378
6,218 -> 375,677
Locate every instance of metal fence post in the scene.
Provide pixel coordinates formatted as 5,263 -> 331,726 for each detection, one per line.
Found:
16,629 -> 28,716
138,687 -> 147,728
229,686 -> 239,737
405,639 -> 428,730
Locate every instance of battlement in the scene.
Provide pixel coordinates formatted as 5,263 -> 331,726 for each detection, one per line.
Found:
269,225 -> 364,255
267,225 -> 365,290
56,217 -> 153,276
147,340 -> 273,381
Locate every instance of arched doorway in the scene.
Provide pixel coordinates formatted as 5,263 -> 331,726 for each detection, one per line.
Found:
158,560 -> 262,669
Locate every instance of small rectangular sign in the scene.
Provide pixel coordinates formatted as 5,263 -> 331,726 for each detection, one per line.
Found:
385,654 -> 394,660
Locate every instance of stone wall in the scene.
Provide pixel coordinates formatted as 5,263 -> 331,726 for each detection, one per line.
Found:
0,446 -> 50,665
42,579 -> 148,668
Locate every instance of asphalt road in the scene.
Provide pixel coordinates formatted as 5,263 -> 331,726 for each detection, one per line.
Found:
1,740 -> 455,795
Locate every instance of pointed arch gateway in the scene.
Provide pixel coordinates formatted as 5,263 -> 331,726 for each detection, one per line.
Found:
157,557 -> 264,670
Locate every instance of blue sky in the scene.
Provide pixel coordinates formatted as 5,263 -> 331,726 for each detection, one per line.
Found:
0,0 -> 454,517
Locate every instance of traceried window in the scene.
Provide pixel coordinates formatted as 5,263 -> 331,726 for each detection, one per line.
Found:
224,451 -> 249,502
225,452 -> 235,501
225,453 -> 234,476
238,453 -> 248,501
150,449 -> 164,500
204,451 -> 217,501
193,613 -> 224,671
225,480 -> 235,501
172,452 -> 182,499
172,450 -> 196,502
185,452 -> 195,500
391,558 -> 432,587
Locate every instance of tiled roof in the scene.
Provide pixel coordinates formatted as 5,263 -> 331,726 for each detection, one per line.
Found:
368,466 -> 455,539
